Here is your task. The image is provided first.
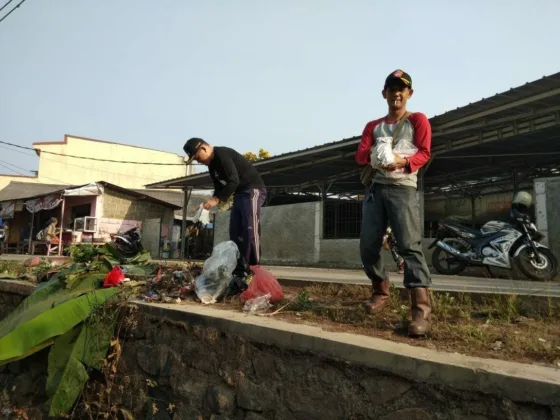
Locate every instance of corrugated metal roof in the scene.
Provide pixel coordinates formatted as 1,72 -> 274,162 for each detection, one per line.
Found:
0,182 -> 70,202
146,71 -> 560,194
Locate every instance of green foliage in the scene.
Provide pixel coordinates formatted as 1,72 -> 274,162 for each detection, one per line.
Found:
68,244 -> 99,263
0,242 -> 156,416
0,287 -> 119,363
46,315 -> 116,417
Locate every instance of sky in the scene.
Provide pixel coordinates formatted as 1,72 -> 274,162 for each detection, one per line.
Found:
1,0 -> 559,177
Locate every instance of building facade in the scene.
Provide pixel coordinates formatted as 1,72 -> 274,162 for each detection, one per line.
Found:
0,134 -> 193,190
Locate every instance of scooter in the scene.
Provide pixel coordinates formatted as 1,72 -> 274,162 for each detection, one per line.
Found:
429,191 -> 558,281
110,226 -> 143,257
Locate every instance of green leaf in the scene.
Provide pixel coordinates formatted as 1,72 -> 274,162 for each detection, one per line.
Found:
121,264 -> 156,277
46,324 -> 89,417
47,312 -> 117,416
0,338 -> 54,365
0,273 -> 107,339
0,288 -> 120,364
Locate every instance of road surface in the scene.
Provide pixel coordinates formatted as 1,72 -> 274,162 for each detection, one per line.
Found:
266,266 -> 560,298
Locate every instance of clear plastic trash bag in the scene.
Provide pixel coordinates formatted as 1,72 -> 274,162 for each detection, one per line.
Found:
195,241 -> 239,304
243,293 -> 272,314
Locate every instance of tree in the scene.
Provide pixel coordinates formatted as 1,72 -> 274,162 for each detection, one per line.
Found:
244,148 -> 270,162
224,149 -> 271,206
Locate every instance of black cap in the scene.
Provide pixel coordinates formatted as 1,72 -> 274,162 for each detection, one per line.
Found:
183,137 -> 205,165
384,69 -> 412,89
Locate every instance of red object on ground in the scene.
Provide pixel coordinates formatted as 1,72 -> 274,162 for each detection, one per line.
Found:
240,266 -> 284,303
103,266 -> 125,287
153,267 -> 163,282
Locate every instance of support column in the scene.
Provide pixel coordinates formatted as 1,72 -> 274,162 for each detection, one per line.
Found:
180,187 -> 192,260
470,195 -> 477,228
58,197 -> 66,256
28,211 -> 35,255
512,170 -> 519,195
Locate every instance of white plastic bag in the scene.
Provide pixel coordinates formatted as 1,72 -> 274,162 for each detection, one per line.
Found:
193,203 -> 211,225
195,241 -> 239,304
370,137 -> 394,168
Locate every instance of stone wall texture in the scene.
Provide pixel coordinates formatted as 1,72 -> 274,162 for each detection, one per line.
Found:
103,187 -> 175,226
1,303 -> 557,420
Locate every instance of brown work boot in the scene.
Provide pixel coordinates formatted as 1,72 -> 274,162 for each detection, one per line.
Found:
365,279 -> 391,314
408,287 -> 432,337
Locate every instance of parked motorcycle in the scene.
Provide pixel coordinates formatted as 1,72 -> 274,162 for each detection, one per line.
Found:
429,191 -> 558,281
110,226 -> 143,257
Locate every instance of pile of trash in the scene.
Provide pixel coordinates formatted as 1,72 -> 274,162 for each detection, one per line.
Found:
136,241 -> 284,311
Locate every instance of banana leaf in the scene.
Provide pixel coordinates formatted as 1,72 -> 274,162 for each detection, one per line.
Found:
121,264 -> 157,277
46,325 -> 88,417
0,273 -> 107,339
0,338 -> 54,366
0,288 -> 120,364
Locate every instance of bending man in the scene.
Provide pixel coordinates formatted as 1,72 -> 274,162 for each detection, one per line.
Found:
184,138 -> 267,281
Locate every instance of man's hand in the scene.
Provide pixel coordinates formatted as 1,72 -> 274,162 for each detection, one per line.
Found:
203,197 -> 220,210
383,153 -> 408,172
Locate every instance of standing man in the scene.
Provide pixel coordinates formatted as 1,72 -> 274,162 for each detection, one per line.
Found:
183,138 -> 267,282
355,69 -> 432,336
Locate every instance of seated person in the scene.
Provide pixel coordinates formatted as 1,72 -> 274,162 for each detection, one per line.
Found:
39,217 -> 60,244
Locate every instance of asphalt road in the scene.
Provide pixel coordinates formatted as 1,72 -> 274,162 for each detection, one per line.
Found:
266,266 -> 560,298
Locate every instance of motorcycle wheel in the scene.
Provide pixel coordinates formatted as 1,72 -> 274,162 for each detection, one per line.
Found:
515,247 -> 558,281
431,238 -> 468,275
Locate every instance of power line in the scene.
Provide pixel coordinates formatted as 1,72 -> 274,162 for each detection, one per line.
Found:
0,161 -> 27,177
0,0 -> 15,13
0,139 -> 200,166
0,144 -> 178,183
0,158 -> 69,185
0,0 -> 26,25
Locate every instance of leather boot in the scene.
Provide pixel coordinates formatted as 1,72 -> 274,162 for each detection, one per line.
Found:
365,279 -> 390,314
408,287 -> 432,337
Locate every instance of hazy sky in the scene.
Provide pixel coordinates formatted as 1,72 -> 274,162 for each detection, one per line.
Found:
1,0 -> 559,178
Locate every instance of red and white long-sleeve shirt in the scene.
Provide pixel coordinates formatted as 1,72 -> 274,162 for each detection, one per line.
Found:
355,112 -> 432,188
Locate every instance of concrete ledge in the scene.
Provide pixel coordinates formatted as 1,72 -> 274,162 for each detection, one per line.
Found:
0,279 -> 36,295
136,301 -> 560,407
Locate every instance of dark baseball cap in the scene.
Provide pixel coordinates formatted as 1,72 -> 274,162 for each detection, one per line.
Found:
183,137 -> 206,165
384,69 -> 412,89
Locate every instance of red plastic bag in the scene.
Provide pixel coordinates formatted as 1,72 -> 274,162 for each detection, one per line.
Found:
103,266 -> 125,287
240,266 -> 284,303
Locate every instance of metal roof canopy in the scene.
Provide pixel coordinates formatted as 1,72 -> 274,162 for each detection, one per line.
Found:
146,72 -> 560,197
0,181 -> 181,210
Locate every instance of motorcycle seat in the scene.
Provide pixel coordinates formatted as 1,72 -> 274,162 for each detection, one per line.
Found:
443,221 -> 485,237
